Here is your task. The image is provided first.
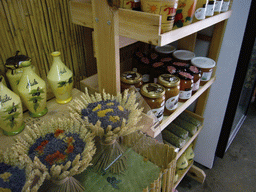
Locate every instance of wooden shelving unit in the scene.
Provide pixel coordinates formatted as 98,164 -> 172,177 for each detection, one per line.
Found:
69,0 -> 232,190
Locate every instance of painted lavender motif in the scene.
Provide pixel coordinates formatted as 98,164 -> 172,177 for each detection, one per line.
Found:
0,77 -> 24,135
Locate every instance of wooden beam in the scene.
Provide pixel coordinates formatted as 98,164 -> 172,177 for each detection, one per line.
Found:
91,0 -> 120,94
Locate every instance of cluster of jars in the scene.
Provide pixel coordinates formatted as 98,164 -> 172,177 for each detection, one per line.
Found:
0,51 -> 73,136
121,45 -> 216,122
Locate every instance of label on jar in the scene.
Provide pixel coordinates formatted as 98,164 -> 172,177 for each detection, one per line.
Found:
214,1 -> 223,12
192,80 -> 200,91
201,71 -> 212,81
179,90 -> 192,99
166,95 -> 179,111
151,106 -> 165,122
221,2 -> 230,12
206,3 -> 215,16
142,74 -> 150,83
195,8 -> 206,20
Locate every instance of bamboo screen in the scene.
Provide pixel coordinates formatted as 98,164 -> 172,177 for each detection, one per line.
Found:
0,0 -> 89,89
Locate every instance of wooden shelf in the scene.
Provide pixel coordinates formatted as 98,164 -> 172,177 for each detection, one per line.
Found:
70,1 -> 232,46
146,77 -> 215,138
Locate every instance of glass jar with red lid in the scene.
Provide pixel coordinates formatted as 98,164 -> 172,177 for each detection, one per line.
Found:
137,56 -> 151,83
140,83 -> 165,123
158,74 -> 180,115
178,72 -> 194,102
150,61 -> 165,83
187,65 -> 201,94
121,71 -> 143,92
172,62 -> 190,71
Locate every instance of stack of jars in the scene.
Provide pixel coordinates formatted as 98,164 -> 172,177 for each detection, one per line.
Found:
122,46 -> 216,122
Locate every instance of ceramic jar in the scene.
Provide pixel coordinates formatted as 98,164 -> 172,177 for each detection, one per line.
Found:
5,52 -> 36,95
176,153 -> 188,171
0,76 -> 24,135
185,144 -> 195,162
0,75 -> 7,86
17,60 -> 48,118
47,51 -> 73,104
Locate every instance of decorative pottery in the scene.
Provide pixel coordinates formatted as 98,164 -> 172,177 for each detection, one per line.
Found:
47,51 -> 73,104
0,76 -> 24,135
176,153 -> 188,171
0,75 -> 7,86
17,60 -> 48,118
184,144 -> 195,162
5,51 -> 36,95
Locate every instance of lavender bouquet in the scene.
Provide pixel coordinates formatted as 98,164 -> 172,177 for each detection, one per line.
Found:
11,118 -> 96,192
69,88 -> 143,174
0,148 -> 46,192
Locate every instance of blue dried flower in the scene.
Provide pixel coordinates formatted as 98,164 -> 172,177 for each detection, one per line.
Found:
81,100 -> 130,130
28,131 -> 86,169
0,163 -> 26,192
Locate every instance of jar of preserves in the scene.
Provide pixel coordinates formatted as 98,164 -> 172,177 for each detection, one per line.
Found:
150,61 -> 165,83
188,65 -> 201,94
138,56 -> 151,83
158,74 -> 180,115
178,72 -> 194,102
166,65 -> 177,75
140,83 -> 165,122
191,57 -> 216,85
121,71 -> 143,92
172,62 -> 190,71
154,44 -> 176,59
172,50 -> 195,63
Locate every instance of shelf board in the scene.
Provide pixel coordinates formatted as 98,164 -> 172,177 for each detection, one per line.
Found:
147,76 -> 215,138
70,1 -> 232,46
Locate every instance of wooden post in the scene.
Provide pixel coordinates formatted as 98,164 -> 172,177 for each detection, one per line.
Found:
91,0 -> 120,95
177,33 -> 198,52
195,20 -> 228,116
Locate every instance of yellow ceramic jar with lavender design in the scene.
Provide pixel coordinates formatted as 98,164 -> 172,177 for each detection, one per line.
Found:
17,60 -> 48,118
47,51 -> 73,104
0,76 -> 24,135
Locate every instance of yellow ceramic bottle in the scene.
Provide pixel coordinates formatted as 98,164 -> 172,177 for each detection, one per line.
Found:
0,76 -> 25,135
47,51 -> 73,104
17,60 -> 48,117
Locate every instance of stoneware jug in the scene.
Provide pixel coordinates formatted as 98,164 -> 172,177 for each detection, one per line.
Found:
0,76 -> 25,135
47,51 -> 73,104
17,60 -> 48,117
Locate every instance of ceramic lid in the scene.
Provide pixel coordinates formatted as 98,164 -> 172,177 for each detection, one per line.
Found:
154,44 -> 176,54
191,57 -> 216,68
173,50 -> 195,61
140,83 -> 165,99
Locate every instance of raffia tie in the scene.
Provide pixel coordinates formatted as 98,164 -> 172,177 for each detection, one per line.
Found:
101,139 -> 116,146
52,177 -> 70,186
